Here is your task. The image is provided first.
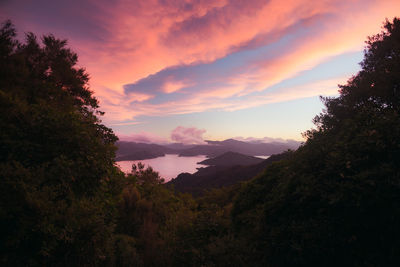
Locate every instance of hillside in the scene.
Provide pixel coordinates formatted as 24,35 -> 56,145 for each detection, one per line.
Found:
179,138 -> 299,157
230,19 -> 400,266
168,152 -> 290,196
198,151 -> 264,166
116,141 -> 176,160
177,144 -> 228,157
116,139 -> 300,160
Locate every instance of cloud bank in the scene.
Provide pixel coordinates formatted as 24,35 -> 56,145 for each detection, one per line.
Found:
2,0 -> 400,125
118,126 -> 207,144
118,132 -> 168,144
171,126 -> 206,144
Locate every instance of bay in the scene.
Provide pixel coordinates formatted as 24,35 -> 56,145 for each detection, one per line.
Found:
117,154 -> 208,182
255,155 -> 271,159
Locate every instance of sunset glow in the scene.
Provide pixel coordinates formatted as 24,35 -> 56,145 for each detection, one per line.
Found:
2,0 -> 399,142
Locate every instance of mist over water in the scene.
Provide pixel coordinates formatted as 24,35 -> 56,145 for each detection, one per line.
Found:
117,154 -> 208,182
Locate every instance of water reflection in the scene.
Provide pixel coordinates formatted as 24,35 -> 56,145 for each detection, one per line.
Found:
117,154 -> 208,182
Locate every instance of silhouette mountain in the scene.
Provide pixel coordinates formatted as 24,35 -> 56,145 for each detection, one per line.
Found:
198,151 -> 264,166
116,139 -> 300,161
179,138 -> 299,157
168,152 -> 290,196
116,141 -> 176,160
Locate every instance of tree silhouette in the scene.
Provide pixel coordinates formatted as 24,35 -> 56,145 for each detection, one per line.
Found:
232,17 -> 400,267
0,20 -> 123,266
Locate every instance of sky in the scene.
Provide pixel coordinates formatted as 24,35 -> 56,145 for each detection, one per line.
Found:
1,0 -> 399,143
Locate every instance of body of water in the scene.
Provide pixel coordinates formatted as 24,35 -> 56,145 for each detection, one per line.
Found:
117,154 -> 208,182
255,155 -> 271,159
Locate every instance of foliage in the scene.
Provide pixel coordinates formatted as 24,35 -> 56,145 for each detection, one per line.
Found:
0,20 -> 124,266
115,163 -> 197,266
114,163 -> 246,267
232,17 -> 400,266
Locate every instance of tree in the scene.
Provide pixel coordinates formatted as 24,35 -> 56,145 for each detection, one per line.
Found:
0,20 -> 124,266
232,17 -> 400,267
115,163 -> 197,266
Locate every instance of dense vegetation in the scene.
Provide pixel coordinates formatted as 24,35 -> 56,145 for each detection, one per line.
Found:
0,20 -> 123,266
1,17 -> 399,266
231,18 -> 400,266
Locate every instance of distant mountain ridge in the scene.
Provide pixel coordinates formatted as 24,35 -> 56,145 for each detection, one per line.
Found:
198,151 -> 264,166
116,138 -> 301,161
116,141 -> 176,161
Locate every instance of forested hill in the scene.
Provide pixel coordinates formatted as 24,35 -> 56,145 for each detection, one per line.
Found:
178,138 -> 300,157
198,151 -> 264,166
230,18 -> 400,266
116,141 -> 176,160
168,152 -> 290,196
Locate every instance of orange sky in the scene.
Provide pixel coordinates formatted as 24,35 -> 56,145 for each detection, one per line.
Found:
1,0 -> 399,142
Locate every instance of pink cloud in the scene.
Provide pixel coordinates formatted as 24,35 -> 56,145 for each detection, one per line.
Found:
99,0 -> 399,122
59,0 -> 342,92
4,0 -> 400,123
171,126 -> 206,144
103,75 -> 344,121
118,132 -> 168,144
118,127 -> 207,145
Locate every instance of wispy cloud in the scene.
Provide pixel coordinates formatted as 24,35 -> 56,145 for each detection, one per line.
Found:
3,0 -> 400,125
94,0 -> 399,122
110,121 -> 143,126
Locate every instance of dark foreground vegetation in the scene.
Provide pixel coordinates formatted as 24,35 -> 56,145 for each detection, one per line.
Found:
1,18 -> 400,266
